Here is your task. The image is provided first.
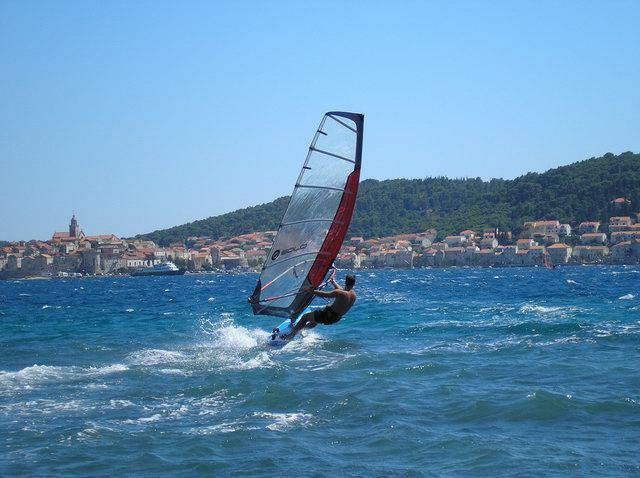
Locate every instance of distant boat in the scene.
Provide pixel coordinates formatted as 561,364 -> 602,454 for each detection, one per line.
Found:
131,261 -> 186,277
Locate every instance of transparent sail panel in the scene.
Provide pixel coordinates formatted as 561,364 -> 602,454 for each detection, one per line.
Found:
281,188 -> 343,224
316,115 -> 357,162
299,150 -> 354,190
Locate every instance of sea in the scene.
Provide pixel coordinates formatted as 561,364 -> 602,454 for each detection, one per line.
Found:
1,266 -> 639,476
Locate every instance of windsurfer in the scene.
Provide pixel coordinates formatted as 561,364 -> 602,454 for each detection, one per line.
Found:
286,271 -> 357,339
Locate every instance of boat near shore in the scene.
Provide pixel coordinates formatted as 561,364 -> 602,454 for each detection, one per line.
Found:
131,261 -> 186,277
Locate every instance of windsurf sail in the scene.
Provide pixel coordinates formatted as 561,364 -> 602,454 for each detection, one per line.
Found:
249,111 -> 364,318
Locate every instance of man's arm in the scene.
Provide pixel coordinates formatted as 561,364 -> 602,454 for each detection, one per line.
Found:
330,270 -> 342,290
313,289 -> 339,298
331,276 -> 341,290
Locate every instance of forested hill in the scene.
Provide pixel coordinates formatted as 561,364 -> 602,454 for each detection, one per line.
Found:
136,152 -> 640,246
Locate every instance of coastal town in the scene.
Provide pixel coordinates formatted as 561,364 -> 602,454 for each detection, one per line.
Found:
1,200 -> 640,280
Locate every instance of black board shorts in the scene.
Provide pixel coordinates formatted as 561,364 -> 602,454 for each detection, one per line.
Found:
312,306 -> 342,325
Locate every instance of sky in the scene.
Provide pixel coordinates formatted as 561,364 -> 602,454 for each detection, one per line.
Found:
1,1 -> 639,241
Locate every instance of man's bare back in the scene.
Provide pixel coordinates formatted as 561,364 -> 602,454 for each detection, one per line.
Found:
286,272 -> 357,339
326,287 -> 356,316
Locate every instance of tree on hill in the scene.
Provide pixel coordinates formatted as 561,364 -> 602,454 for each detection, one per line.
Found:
135,152 -> 640,246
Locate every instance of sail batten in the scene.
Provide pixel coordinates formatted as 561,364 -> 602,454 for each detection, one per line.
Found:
249,111 -> 364,319
309,146 -> 356,163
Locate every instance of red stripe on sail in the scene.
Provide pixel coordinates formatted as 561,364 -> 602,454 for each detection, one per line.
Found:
308,169 -> 360,286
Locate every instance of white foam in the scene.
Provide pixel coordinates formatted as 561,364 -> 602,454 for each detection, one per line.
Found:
280,330 -> 324,353
0,364 -> 73,386
123,413 -> 163,425
190,421 -> 244,434
254,412 -> 314,431
233,352 -> 274,370
193,317 -> 280,371
208,297 -> 215,301
109,399 -> 135,408
619,293 -> 635,300
566,279 -> 578,284
125,308 -> 134,312
520,304 -> 577,314
84,383 -> 109,390
216,323 -> 262,350
127,349 -> 186,366
0,362 -> 128,392
158,368 -> 190,376
87,364 -> 129,375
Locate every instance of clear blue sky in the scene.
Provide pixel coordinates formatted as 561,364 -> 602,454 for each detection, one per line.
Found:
2,1 -> 639,241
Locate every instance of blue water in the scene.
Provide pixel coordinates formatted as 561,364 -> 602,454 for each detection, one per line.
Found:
1,267 -> 639,476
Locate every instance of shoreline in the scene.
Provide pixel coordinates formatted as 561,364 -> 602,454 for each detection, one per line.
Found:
3,262 -> 638,281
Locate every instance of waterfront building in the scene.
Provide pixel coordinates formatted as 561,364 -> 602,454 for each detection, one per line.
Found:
430,242 -> 448,251
474,249 -> 495,267
443,247 -> 467,266
479,237 -> 498,249
6,255 -> 22,271
523,220 -> 568,237
580,232 -> 607,245
220,252 -> 247,270
528,245 -> 547,264
52,214 -> 85,242
547,243 -> 572,263
82,250 -> 101,274
383,249 -> 414,268
610,240 -> 640,263
335,252 -> 362,269
609,216 -> 634,233
245,249 -> 267,267
444,235 -> 467,247
516,249 -> 530,266
578,222 -> 600,234
460,230 -> 476,242
572,245 -> 609,263
516,238 -> 536,250
532,233 -> 559,245
192,251 -> 213,270
610,230 -> 640,244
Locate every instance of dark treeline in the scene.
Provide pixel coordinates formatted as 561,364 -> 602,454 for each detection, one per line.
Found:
136,152 -> 640,246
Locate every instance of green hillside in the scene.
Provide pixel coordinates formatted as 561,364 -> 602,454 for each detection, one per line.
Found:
136,152 -> 640,246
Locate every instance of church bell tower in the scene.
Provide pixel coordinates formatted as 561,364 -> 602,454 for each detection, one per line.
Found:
69,213 -> 79,237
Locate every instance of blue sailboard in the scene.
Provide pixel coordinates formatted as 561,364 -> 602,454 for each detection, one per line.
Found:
267,307 -> 311,348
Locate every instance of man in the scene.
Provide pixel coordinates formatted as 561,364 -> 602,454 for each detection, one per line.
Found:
286,271 -> 356,339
